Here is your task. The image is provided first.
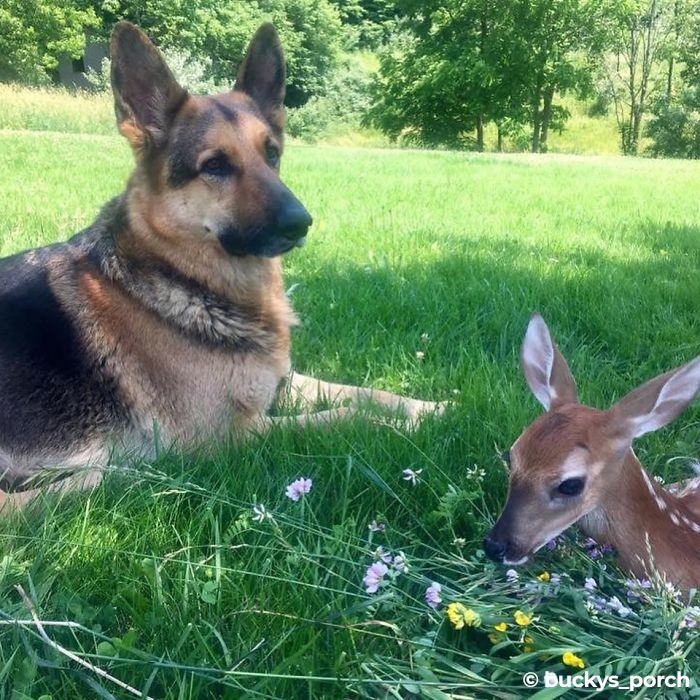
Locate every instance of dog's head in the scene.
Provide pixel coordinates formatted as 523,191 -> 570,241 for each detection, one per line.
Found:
110,22 -> 311,258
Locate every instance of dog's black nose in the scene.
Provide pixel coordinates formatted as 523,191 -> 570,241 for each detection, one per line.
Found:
277,200 -> 312,241
483,535 -> 507,562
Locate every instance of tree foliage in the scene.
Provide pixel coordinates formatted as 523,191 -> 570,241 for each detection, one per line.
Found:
0,0 -> 98,82
368,0 -> 616,152
0,0 -> 343,106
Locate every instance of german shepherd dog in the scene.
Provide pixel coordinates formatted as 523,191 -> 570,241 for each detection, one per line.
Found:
0,23 -> 442,510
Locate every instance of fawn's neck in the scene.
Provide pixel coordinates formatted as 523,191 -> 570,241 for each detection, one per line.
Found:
579,451 -> 700,589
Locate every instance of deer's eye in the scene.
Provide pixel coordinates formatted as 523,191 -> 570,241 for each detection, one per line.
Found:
556,477 -> 585,497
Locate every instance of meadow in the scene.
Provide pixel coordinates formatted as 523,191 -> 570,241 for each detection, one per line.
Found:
0,87 -> 699,698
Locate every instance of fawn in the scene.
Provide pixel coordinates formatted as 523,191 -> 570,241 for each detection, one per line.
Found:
484,314 -> 700,590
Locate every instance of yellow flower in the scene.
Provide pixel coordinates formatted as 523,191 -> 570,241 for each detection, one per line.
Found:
523,635 -> 535,653
536,571 -> 551,582
446,602 -> 481,630
488,632 -> 501,644
563,651 -> 586,669
494,622 -> 508,632
514,610 -> 533,626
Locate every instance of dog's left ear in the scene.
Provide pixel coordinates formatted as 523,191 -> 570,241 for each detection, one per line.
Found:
235,23 -> 286,135
110,22 -> 187,151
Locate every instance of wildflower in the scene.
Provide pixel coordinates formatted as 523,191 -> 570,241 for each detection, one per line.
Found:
681,607 -> 700,629
506,569 -> 519,583
402,468 -> 423,486
420,333 -> 430,343
562,651 -> 586,669
583,577 -> 597,592
415,351 -> 425,361
550,573 -> 562,586
514,610 -> 533,626
488,633 -> 501,644
363,561 -> 388,594
625,577 -> 652,603
373,546 -> 392,564
392,552 -> 408,574
285,477 -> 312,502
452,537 -> 467,547
523,635 -> 535,653
494,622 -> 508,632
368,519 -> 386,533
583,537 -> 614,559
545,536 -> 564,551
536,571 -> 551,583
607,596 -> 633,618
425,582 -> 442,609
446,603 -> 481,630
251,504 -> 268,522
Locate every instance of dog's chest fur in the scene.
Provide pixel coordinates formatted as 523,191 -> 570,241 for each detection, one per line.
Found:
68,232 -> 295,445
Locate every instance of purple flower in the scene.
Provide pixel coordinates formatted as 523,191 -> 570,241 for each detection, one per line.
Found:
368,519 -> 386,533
285,477 -> 312,502
363,561 -> 389,593
582,537 -> 614,560
625,578 -> 652,603
584,577 -> 597,592
607,596 -> 633,618
682,607 -> 700,629
425,581 -> 442,609
373,546 -> 393,564
402,468 -> 423,486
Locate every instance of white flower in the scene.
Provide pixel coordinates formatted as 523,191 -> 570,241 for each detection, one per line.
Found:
252,504 -> 268,522
402,468 -> 423,486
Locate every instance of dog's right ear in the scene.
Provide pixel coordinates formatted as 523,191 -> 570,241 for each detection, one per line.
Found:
110,22 -> 187,151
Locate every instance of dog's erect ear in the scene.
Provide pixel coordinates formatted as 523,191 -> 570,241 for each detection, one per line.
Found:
235,23 -> 285,135
110,22 -> 187,150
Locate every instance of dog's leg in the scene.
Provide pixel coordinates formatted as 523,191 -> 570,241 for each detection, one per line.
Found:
287,372 -> 445,427
253,406 -> 358,433
0,469 -> 103,514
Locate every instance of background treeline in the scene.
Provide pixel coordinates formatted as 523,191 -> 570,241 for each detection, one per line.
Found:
3,0 -> 700,156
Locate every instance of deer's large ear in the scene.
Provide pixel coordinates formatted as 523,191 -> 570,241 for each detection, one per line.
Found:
521,314 -> 578,411
235,23 -> 285,135
110,22 -> 187,151
610,357 -> 700,439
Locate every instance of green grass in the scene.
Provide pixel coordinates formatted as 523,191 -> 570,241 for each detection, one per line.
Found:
0,104 -> 699,698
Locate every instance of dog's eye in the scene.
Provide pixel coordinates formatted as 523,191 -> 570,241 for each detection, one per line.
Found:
556,477 -> 585,497
201,156 -> 232,177
265,143 -> 280,168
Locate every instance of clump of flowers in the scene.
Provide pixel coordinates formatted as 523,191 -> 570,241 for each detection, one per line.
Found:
681,607 -> 700,629
625,577 -> 652,603
425,582 -> 442,609
285,477 -> 312,501
446,602 -> 481,629
563,651 -> 586,669
363,548 -> 409,594
368,519 -> 386,533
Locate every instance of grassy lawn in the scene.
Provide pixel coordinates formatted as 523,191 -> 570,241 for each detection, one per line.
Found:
0,97 -> 699,697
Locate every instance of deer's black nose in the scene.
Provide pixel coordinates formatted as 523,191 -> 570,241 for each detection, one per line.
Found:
483,535 -> 507,562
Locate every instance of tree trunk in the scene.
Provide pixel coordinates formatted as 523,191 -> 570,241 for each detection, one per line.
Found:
531,108 -> 541,153
476,114 -> 484,152
539,87 -> 554,153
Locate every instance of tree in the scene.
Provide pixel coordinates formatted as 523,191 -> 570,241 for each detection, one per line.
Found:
604,0 -> 673,155
368,0 -> 616,152
0,0 -> 97,82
